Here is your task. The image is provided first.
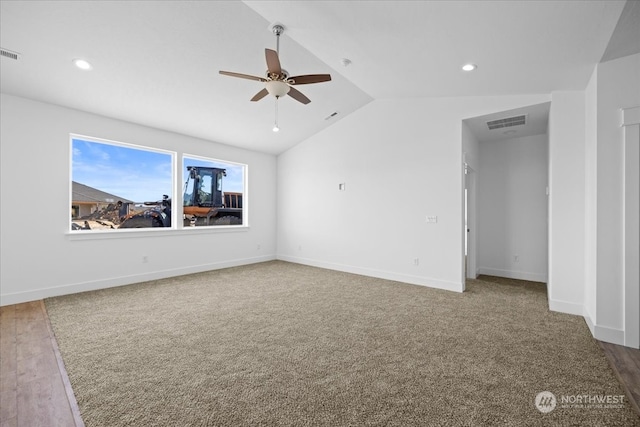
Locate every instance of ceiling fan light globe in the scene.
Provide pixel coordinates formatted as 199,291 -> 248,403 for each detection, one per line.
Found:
266,81 -> 290,98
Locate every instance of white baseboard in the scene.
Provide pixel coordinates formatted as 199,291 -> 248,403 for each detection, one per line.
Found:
0,255 -> 276,306
592,323 -> 625,346
277,255 -> 463,293
548,298 -> 584,316
553,301 -> 626,346
584,313 -> 596,336
477,267 -> 547,283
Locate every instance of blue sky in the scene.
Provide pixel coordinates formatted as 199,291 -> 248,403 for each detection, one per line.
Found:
72,138 -> 244,203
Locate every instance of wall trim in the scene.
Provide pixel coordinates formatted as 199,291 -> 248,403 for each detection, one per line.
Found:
554,300 -> 626,346
548,297 -> 584,316
592,323 -> 626,346
0,254 -> 277,306
277,255 -> 464,293
584,312 -> 596,336
477,267 -> 547,283
621,105 -> 640,349
621,105 -> 640,126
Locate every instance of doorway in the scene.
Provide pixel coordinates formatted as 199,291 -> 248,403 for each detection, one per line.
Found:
462,102 -> 550,286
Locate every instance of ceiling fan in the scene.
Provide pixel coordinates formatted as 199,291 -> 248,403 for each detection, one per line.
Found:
219,24 -> 331,106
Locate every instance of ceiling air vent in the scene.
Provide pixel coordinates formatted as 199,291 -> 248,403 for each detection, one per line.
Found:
486,114 -> 526,130
0,48 -> 20,61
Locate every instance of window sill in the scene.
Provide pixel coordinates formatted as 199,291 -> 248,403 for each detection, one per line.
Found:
65,225 -> 250,241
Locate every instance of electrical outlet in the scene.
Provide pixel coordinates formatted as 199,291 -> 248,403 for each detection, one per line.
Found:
514,255 -> 519,262
426,216 -> 438,223
142,255 -> 148,263
413,258 -> 420,266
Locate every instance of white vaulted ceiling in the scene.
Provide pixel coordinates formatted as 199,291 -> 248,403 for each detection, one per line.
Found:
0,0 -> 635,154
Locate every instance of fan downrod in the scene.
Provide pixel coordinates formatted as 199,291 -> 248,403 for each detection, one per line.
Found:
272,24 -> 284,57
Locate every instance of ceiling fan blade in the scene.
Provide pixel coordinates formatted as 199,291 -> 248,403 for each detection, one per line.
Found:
289,74 -> 332,85
219,71 -> 266,82
265,49 -> 282,75
250,88 -> 269,102
287,86 -> 311,105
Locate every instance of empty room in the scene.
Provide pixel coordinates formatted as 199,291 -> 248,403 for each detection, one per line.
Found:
1,1 -> 639,426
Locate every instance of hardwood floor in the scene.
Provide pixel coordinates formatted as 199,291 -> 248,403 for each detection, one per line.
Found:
0,302 -> 82,427
600,341 -> 640,416
1,300 -> 639,426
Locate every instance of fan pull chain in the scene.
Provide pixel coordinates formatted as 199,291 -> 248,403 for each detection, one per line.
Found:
273,97 -> 280,132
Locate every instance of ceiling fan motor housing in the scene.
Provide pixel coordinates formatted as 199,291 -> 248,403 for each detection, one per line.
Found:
266,80 -> 290,97
267,69 -> 289,81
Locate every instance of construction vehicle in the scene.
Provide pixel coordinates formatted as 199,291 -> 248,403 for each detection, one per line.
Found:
118,195 -> 172,228
116,166 -> 242,228
73,166 -> 242,230
181,166 -> 243,226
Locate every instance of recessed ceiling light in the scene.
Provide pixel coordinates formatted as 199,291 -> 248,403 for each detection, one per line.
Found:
462,63 -> 477,71
73,58 -> 93,70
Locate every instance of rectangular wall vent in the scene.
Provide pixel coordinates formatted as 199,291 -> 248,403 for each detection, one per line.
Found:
0,48 -> 20,61
486,114 -> 526,130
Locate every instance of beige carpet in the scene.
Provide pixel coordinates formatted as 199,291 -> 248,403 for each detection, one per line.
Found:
45,261 -> 640,426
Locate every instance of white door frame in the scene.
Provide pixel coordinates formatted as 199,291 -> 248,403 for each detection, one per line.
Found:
463,162 -> 478,283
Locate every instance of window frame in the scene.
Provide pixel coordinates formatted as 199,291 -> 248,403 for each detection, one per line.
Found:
67,134 -> 249,238
181,153 -> 248,229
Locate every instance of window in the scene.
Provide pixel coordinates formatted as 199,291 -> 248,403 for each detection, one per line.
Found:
182,155 -> 246,227
70,135 -> 247,233
70,135 -> 173,231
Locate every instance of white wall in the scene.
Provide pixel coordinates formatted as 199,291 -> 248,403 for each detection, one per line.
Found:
277,94 -> 550,292
593,52 -> 640,343
580,53 -> 640,347
477,134 -> 548,282
584,67 -> 598,324
547,53 -> 639,347
0,94 -> 277,305
548,91 -> 586,315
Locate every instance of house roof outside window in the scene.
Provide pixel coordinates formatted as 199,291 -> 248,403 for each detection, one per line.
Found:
72,181 -> 133,204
